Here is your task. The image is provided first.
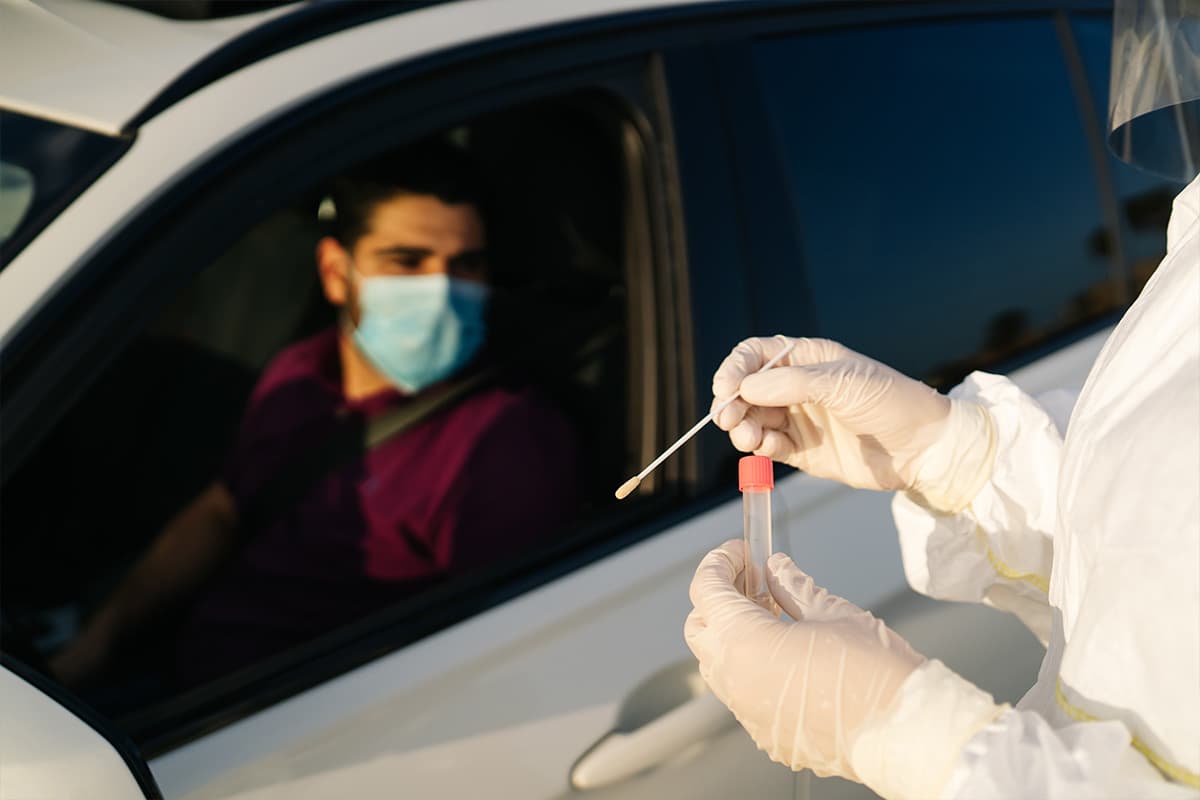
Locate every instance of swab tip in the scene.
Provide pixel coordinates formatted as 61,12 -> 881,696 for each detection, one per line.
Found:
615,476 -> 641,500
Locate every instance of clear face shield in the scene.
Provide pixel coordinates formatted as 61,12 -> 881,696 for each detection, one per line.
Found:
1109,0 -> 1200,181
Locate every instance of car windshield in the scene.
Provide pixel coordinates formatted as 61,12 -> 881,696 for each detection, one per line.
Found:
0,110 -> 129,270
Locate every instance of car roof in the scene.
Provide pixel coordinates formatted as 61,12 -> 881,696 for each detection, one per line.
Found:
2,0 -> 304,135
4,0 -> 750,138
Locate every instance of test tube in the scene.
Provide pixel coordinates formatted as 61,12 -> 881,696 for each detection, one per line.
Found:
739,455 -> 776,611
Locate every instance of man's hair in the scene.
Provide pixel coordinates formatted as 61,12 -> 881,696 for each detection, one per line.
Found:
325,138 -> 488,247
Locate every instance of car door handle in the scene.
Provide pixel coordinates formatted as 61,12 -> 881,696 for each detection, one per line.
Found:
570,690 -> 735,790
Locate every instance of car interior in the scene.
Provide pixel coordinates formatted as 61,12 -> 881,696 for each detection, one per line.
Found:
0,90 -> 644,722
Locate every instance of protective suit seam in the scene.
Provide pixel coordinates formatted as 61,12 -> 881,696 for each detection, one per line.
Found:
1054,678 -> 1200,788
972,525 -> 1050,594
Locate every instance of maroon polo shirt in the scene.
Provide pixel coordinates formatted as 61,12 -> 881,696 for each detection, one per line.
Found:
175,328 -> 579,686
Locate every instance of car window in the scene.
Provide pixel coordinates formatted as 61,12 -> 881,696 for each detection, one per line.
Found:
0,110 -> 128,269
752,17 -> 1125,386
0,90 -> 659,745
1070,13 -> 1188,295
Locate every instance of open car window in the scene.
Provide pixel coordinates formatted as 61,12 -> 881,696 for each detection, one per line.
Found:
0,85 -> 677,753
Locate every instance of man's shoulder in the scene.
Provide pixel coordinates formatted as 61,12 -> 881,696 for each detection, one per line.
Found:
451,382 -> 574,450
255,328 -> 340,393
448,382 -> 580,506
238,328 -> 341,431
396,379 -> 566,450
453,381 -> 548,421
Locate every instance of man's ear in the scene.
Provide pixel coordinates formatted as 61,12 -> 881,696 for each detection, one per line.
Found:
317,236 -> 351,306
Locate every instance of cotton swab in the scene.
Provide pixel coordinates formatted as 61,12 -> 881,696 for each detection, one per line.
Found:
615,337 -> 796,500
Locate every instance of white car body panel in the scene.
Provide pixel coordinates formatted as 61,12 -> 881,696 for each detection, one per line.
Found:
0,0 -> 293,135
153,491 -> 794,799
0,666 -> 146,799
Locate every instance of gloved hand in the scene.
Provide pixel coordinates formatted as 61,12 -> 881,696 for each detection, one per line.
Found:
685,540 -> 1007,799
712,336 -> 995,512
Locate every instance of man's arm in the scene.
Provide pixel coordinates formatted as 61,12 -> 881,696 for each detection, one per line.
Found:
49,481 -> 240,688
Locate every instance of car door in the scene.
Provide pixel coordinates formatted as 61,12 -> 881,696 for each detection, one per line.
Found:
0,659 -> 163,799
0,5 -> 797,800
139,35 -> 795,800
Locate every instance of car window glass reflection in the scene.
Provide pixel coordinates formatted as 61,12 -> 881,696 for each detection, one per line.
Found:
754,18 -> 1134,386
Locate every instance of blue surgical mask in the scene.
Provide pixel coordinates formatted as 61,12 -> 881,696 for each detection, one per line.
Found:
350,271 -> 489,394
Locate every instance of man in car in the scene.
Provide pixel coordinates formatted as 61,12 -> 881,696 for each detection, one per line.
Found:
50,140 -> 580,689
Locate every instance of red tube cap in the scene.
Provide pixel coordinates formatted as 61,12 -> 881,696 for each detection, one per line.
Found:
738,455 -> 774,491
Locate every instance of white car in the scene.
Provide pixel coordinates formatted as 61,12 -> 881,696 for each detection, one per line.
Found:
0,1 -> 1180,798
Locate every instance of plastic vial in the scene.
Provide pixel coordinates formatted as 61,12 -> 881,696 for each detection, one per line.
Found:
739,455 -> 776,611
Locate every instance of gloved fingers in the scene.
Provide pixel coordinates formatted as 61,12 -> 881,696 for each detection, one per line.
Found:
713,396 -> 749,430
739,358 -> 877,410
728,406 -> 790,453
684,609 -> 740,711
729,417 -> 764,453
751,405 -> 789,430
683,607 -> 709,660
780,336 -> 854,366
689,540 -> 776,638
756,428 -> 799,463
712,337 -> 796,401
688,539 -> 745,610
713,336 -> 855,402
715,395 -> 789,428
737,365 -> 831,409
766,552 -> 864,623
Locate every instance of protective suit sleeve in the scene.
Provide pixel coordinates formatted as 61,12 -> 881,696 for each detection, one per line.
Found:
941,708 -> 1200,800
891,372 -> 1067,644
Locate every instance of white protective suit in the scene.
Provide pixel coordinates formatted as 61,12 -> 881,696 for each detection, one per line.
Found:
892,174 -> 1200,796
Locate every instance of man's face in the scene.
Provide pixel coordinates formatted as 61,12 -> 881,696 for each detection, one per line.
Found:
319,193 -> 488,324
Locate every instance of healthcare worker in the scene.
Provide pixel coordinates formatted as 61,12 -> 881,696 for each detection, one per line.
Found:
684,1 -> 1200,797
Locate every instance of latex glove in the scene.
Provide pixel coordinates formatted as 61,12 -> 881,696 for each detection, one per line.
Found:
712,336 -> 995,512
685,541 -> 1007,798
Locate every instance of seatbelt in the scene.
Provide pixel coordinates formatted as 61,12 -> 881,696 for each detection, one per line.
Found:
363,366 -> 496,449
237,366 -> 498,536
